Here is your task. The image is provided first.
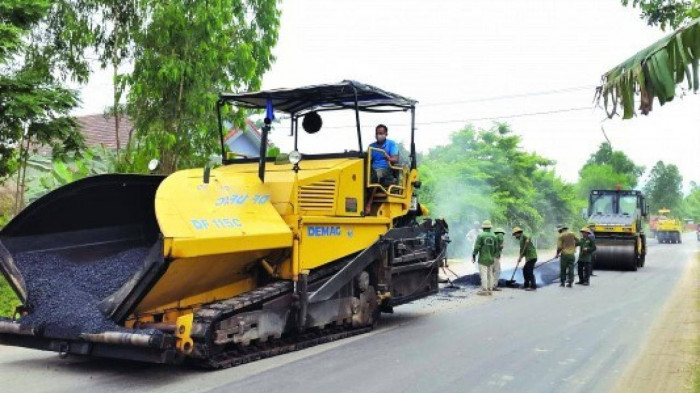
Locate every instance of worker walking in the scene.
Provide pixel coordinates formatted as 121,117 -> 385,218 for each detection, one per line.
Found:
492,228 -> 505,291
577,227 -> 596,285
555,225 -> 578,288
512,227 -> 538,291
472,220 -> 498,296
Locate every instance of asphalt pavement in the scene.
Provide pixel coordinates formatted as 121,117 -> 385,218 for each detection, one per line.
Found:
0,233 -> 697,393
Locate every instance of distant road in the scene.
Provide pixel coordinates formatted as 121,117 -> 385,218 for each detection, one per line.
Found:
0,234 -> 697,393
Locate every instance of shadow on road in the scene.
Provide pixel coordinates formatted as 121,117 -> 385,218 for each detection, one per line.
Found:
1,312 -> 426,380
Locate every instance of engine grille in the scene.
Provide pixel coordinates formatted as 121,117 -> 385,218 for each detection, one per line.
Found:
298,179 -> 336,212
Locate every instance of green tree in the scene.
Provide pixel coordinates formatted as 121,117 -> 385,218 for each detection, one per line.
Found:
576,143 -> 644,198
22,146 -> 116,203
124,0 -> 281,174
577,165 -> 635,196
643,160 -> 684,213
585,143 -> 645,186
680,182 -> 700,221
0,0 -> 85,213
418,123 -> 578,253
94,1 -> 141,155
31,1 -> 145,155
622,0 -> 700,30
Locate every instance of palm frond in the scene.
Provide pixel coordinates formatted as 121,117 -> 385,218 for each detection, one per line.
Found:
597,17 -> 700,119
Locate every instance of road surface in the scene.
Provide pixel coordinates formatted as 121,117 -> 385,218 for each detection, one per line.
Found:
0,233 -> 697,393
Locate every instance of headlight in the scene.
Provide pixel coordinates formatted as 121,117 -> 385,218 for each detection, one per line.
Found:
289,150 -> 302,165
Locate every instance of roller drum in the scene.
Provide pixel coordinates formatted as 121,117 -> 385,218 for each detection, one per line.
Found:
593,238 -> 637,271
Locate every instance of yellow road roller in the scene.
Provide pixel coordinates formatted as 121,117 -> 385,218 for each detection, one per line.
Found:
655,208 -> 683,244
0,81 -> 448,367
586,188 -> 648,271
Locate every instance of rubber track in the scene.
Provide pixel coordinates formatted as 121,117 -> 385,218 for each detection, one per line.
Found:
191,259 -> 356,366
199,325 -> 373,369
194,261 -> 344,323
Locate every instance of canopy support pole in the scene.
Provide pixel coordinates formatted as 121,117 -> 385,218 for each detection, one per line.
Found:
216,100 -> 225,161
353,87 -> 362,151
258,121 -> 270,182
293,114 -> 299,151
410,106 -> 416,170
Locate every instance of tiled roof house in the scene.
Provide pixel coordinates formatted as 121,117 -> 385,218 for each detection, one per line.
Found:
77,114 -> 133,149
72,114 -> 263,155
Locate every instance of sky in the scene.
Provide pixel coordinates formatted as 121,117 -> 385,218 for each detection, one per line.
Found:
76,0 -> 700,190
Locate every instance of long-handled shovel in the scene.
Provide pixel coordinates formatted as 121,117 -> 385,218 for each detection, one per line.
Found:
534,257 -> 557,269
504,258 -> 523,287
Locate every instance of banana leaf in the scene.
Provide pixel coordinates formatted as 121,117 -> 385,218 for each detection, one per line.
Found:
596,17 -> 700,119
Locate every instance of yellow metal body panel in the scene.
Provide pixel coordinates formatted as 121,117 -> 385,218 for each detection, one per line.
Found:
135,253 -> 259,313
297,216 -> 391,271
155,169 -> 293,258
657,219 -> 682,232
592,223 -> 636,234
132,156 -> 416,321
216,158 -> 367,218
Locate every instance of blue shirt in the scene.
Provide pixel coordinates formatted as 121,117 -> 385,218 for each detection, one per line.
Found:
369,139 -> 398,169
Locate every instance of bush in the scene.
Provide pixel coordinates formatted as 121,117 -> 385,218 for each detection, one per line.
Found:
0,276 -> 20,317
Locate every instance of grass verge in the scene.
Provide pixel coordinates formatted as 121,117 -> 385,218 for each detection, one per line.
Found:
692,252 -> 700,392
0,275 -> 20,318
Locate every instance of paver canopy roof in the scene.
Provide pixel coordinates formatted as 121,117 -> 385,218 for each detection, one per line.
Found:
220,80 -> 416,115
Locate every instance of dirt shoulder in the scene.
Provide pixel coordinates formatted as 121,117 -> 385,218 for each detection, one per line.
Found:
613,250 -> 700,393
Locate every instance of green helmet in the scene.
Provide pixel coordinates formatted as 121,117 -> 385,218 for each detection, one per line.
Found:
494,227 -> 505,234
481,220 -> 492,229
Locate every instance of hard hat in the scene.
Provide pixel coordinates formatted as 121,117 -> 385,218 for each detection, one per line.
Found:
494,227 -> 505,234
473,220 -> 480,226
481,220 -> 492,229
511,226 -> 523,235
580,227 -> 591,234
556,224 -> 568,232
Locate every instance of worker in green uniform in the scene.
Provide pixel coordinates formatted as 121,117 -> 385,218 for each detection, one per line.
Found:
472,220 -> 498,296
576,227 -> 596,285
555,224 -> 578,288
512,227 -> 538,291
587,223 -> 597,277
492,228 -> 505,291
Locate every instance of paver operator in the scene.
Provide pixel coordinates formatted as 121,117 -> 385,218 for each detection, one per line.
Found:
365,124 -> 399,214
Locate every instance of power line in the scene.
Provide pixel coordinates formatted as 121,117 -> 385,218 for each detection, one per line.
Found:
269,85 -> 597,125
316,106 -> 593,129
420,85 -> 596,107
416,106 -> 593,124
